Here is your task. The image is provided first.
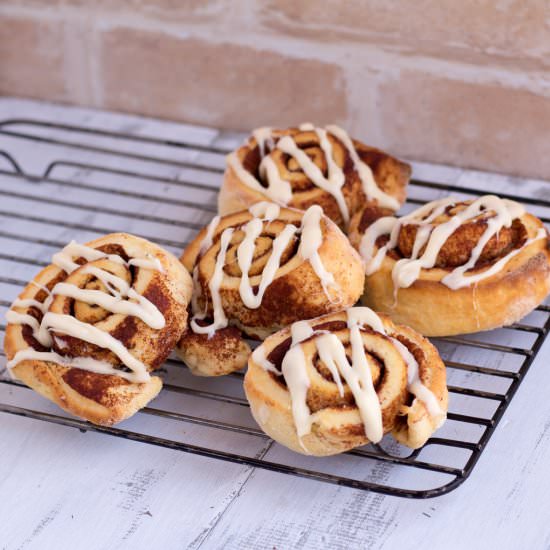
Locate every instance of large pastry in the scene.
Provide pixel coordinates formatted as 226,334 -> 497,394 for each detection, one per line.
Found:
219,124 -> 411,230
348,195 -> 550,336
244,307 -> 448,455
177,202 -> 365,376
4,233 -> 192,425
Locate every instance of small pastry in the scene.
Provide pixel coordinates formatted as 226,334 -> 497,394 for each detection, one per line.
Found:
4,233 -> 192,425
244,307 -> 447,455
177,202 -> 365,376
348,195 -> 550,336
219,123 -> 411,229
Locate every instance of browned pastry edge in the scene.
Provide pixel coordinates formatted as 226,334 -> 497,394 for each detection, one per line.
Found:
4,233 -> 192,425
176,206 -> 365,376
348,207 -> 550,336
244,309 -> 448,456
218,127 -> 411,230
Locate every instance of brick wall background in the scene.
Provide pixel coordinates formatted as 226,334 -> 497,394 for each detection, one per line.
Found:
1,1 -> 549,179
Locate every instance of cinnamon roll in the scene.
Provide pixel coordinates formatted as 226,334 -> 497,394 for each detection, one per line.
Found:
348,195 -> 550,336
4,233 -> 192,425
177,202 -> 365,376
219,124 -> 410,229
244,307 -> 447,455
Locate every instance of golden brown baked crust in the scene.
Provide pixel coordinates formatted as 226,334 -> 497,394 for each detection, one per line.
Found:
177,205 -> 365,376
348,202 -> 550,336
179,326 -> 251,377
219,126 -> 411,229
4,233 -> 192,425
244,309 -> 448,456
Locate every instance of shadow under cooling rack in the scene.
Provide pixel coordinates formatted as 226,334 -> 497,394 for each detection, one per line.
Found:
0,118 -> 549,498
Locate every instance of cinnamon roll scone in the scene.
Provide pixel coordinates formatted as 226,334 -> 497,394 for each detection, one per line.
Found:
244,307 -> 447,455
4,233 -> 192,425
348,195 -> 550,336
177,202 -> 365,376
220,124 -> 411,230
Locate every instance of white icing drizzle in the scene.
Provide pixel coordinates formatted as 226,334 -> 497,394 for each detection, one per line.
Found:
52,283 -> 165,329
54,335 -> 68,349
190,228 -> 234,336
6,349 -> 145,383
258,155 -> 291,202
389,337 -> 445,424
262,307 -> 443,447
191,215 -> 222,319
37,312 -> 150,382
30,281 -> 51,294
280,320 -> 320,452
251,345 -> 277,374
190,204 -> 337,335
200,216 -> 222,256
346,304 -> 386,334
360,195 -> 546,290
52,241 -> 125,273
9,292 -> 56,345
11,298 -> 48,313
51,242 -> 165,328
277,134 -> 350,225
362,197 -> 459,277
7,240 -> 165,383
128,255 -> 164,273
297,205 -> 339,298
227,151 -> 292,204
229,124 -> 399,221
313,127 -> 347,218
238,219 -> 298,308
252,126 -> 274,157
5,310 -> 51,347
325,125 -> 400,210
52,241 -> 163,277
248,201 -> 281,221
318,331 -> 383,441
443,227 -> 547,289
281,324 -> 314,451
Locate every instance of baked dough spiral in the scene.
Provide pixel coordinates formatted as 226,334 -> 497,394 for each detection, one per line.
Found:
348,195 -> 550,336
219,124 -> 411,229
4,233 -> 192,425
177,202 -> 365,376
244,307 -> 447,456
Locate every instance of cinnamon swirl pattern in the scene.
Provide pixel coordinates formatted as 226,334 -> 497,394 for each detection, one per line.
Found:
219,124 -> 410,229
177,202 -> 365,376
245,307 -> 447,455
349,195 -> 550,336
4,233 -> 192,425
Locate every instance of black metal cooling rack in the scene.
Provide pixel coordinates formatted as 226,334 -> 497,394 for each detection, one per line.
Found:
0,116 -> 549,499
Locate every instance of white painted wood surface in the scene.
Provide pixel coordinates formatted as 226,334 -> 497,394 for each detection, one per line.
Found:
0,98 -> 549,550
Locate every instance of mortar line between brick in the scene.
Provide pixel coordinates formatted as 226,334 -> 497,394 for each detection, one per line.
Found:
0,3 -> 549,95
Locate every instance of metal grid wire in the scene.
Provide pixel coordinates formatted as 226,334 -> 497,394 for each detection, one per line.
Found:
0,117 -> 549,499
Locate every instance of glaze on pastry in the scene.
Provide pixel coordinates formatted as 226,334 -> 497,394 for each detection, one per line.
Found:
4,233 -> 192,425
177,202 -> 365,376
219,124 -> 411,229
348,195 -> 550,336
244,307 -> 447,455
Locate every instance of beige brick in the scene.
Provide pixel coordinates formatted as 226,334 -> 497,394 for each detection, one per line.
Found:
262,0 -> 550,69
378,72 -> 550,179
0,0 -> 62,6
0,15 -> 68,100
103,0 -> 225,20
59,0 -> 225,19
2,0 -> 225,18
99,28 -> 348,130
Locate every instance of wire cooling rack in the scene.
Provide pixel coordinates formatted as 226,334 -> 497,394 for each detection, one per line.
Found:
0,115 -> 549,499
